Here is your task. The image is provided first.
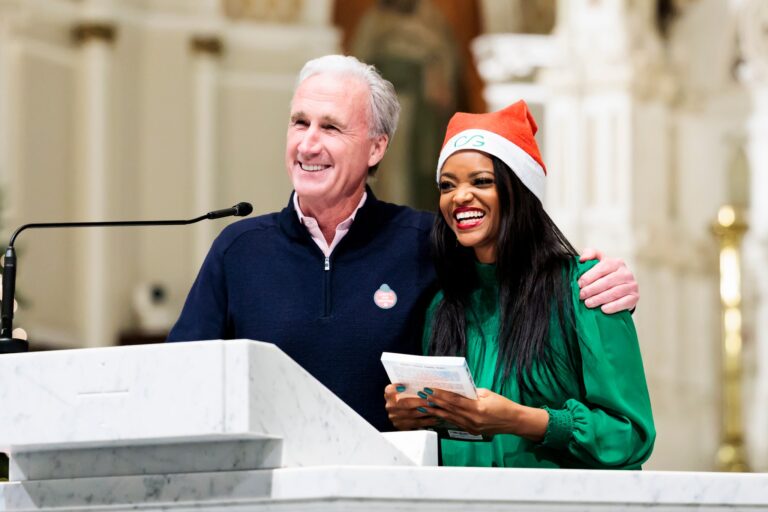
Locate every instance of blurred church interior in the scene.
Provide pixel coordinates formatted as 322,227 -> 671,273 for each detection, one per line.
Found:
0,0 -> 767,472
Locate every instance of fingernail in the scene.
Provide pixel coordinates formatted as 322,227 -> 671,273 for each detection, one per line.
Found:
427,401 -> 436,407
417,407 -> 428,414
585,299 -> 594,308
423,388 -> 434,395
396,385 -> 406,392
417,391 -> 428,399
579,291 -> 586,299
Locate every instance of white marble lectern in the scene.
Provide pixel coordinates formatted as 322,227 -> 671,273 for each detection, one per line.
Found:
0,339 -> 766,511
0,340 -> 422,481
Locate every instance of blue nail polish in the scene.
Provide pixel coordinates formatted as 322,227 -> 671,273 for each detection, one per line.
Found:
417,407 -> 427,414
417,391 -> 428,399
396,385 -> 406,392
427,401 -> 436,407
423,388 -> 434,395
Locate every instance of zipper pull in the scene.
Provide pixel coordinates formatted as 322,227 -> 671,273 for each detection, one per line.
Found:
324,256 -> 330,271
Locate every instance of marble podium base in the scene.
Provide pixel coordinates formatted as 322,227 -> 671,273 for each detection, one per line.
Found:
2,466 -> 766,511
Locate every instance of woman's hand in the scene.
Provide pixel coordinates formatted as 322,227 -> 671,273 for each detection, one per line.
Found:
384,384 -> 439,431
424,388 -> 549,441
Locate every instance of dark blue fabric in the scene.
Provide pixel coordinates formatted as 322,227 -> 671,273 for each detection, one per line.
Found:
168,189 -> 437,431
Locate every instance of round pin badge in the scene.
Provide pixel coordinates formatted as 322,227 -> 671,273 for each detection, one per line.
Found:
373,284 -> 397,309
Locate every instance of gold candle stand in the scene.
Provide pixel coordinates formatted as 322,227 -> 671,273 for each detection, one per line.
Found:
712,205 -> 749,472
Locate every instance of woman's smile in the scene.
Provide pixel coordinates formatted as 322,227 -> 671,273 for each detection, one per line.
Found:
453,206 -> 487,230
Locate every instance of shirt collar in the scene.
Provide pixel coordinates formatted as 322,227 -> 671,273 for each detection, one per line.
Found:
293,191 -> 368,230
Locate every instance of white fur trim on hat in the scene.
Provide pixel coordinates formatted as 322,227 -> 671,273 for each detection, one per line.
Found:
436,129 -> 545,202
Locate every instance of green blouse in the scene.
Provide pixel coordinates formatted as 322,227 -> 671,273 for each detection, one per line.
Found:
422,259 -> 655,469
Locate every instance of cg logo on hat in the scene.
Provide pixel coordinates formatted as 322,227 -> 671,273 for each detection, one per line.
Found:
373,284 -> 397,309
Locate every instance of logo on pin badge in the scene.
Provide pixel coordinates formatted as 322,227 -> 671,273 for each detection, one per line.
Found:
373,284 -> 397,309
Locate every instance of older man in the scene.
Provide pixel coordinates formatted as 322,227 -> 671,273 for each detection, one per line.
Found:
168,55 -> 638,432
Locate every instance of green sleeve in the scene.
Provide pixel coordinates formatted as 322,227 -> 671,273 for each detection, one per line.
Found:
540,260 -> 656,469
421,291 -> 444,355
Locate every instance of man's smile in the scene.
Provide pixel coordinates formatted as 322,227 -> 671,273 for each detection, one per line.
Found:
298,162 -> 331,172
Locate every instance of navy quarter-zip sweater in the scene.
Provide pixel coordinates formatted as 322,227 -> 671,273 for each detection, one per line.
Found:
168,189 -> 437,431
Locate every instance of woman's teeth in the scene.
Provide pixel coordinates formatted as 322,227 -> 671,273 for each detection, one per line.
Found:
455,210 -> 485,229
455,211 -> 484,221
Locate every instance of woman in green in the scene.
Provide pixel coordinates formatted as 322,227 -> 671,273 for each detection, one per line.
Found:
384,101 -> 655,469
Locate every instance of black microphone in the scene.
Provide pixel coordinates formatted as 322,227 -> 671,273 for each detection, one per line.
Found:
0,202 -> 253,354
206,202 -> 253,219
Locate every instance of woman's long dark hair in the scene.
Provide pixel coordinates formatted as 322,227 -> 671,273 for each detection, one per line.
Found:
427,155 -> 579,394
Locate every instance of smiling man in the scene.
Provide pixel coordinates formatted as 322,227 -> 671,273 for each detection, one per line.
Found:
167,55 -> 640,432
286,72 -> 387,240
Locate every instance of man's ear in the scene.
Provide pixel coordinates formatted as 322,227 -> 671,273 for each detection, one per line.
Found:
367,134 -> 389,167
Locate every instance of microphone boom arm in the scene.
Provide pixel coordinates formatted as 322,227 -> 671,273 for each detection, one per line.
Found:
8,216 -> 208,248
0,202 -> 252,353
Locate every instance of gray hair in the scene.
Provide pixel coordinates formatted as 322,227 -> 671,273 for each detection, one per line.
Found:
297,55 -> 400,141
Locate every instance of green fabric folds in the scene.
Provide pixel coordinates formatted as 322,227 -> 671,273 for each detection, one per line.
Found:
422,259 -> 655,469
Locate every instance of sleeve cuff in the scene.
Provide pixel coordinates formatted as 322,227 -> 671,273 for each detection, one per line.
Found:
540,406 -> 574,449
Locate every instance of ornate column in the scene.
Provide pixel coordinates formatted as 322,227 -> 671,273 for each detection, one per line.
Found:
472,33 -> 556,111
540,1 -> 717,470
72,21 -> 115,347
542,0 -> 673,251
190,35 -> 223,268
735,0 -> 768,472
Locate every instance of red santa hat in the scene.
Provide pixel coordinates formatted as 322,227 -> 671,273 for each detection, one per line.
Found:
436,100 -> 546,202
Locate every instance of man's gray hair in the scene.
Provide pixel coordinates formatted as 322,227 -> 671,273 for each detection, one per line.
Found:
297,55 -> 400,141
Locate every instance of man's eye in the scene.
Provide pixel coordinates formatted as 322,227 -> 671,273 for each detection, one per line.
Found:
292,119 -> 308,127
323,124 -> 339,131
438,181 -> 454,192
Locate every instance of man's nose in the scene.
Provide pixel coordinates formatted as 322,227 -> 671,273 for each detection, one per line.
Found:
297,127 -> 321,155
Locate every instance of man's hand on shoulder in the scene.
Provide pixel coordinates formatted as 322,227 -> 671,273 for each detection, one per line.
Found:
577,248 -> 639,314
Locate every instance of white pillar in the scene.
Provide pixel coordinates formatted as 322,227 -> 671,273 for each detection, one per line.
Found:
745,89 -> 768,471
540,0 -> 727,471
74,23 -> 114,347
0,9 -> 13,201
0,2 -> 23,223
543,0 -> 672,257
190,35 -> 222,268
735,0 -> 768,471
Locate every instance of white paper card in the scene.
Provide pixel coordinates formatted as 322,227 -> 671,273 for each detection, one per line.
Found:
380,353 -> 478,399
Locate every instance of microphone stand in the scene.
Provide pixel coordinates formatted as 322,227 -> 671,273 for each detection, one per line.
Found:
0,202 -> 253,354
